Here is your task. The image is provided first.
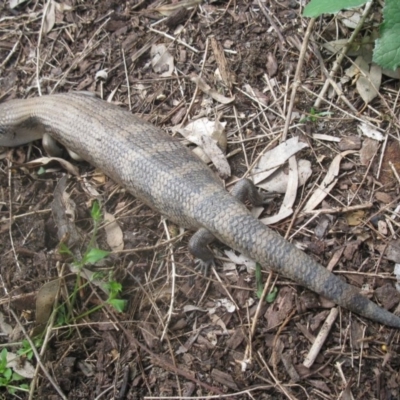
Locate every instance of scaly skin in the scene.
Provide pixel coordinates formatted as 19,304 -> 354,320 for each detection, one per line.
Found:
1,92 -> 399,328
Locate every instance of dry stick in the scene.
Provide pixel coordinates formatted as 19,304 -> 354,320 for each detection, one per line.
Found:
148,26 -> 199,54
9,309 -> 67,400
313,0 -> 374,109
119,326 -> 225,396
257,0 -> 285,52
29,274 -> 62,400
180,37 -> 209,126
304,202 -> 373,215
303,307 -> 339,368
0,33 -> 21,70
160,219 -> 176,342
35,0 -> 52,95
122,48 -> 132,110
282,18 -> 316,142
376,131 -> 389,180
258,353 -> 298,400
143,385 -> 276,399
51,19 -> 110,93
7,160 -> 21,271
313,43 -> 358,114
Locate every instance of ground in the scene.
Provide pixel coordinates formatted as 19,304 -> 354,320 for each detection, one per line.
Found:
0,0 -> 400,399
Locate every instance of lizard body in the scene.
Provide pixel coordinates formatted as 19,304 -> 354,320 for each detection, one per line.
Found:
1,92 -> 399,328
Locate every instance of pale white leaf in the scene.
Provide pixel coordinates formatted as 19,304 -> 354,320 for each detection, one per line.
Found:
43,0 -> 56,35
357,122 -> 384,141
251,137 -> 308,185
262,156 -> 298,225
302,151 -> 356,213
9,0 -> 29,8
104,211 -> 124,251
357,62 -> 382,104
6,353 -> 35,378
151,44 -> 174,77
312,134 -> 341,142
0,312 -> 13,336
25,157 -> 79,175
339,9 -> 361,29
95,69 -> 108,80
257,159 -> 311,194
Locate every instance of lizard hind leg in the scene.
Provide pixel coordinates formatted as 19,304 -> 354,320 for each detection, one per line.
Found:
230,178 -> 264,206
188,178 -> 262,274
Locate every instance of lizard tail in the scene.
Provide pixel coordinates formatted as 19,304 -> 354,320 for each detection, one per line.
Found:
207,203 -> 400,328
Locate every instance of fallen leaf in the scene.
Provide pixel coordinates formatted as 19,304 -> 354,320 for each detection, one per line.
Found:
155,0 -> 201,16
104,211 -> 124,251
191,75 -> 235,104
358,122 -> 384,141
32,279 -> 60,336
251,137 -> 308,185
262,156 -> 299,225
302,151 -> 356,213
259,159 -> 311,194
43,0 -> 56,35
151,44 -> 174,77
24,156 -> 79,175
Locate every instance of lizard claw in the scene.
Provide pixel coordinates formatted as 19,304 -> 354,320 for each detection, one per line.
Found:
195,258 -> 215,276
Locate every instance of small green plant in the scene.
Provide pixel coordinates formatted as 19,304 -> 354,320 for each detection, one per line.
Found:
299,108 -> 332,123
0,349 -> 29,394
17,338 -> 43,361
303,0 -> 400,71
255,263 -> 278,302
59,200 -> 127,322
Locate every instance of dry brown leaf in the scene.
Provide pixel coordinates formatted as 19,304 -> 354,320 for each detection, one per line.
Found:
32,279 -> 60,336
210,37 -> 233,89
345,210 -> 365,226
191,75 -> 235,104
155,0 -> 201,16
360,138 -> 379,165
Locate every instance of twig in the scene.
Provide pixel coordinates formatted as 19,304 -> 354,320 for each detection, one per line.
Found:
303,307 -> 339,368
148,26 -> 199,54
313,0 -> 374,108
282,17 -> 316,141
9,309 -> 67,400
160,219 -> 176,341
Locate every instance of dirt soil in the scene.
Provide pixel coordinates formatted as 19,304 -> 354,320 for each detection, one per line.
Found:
1,0 -> 400,399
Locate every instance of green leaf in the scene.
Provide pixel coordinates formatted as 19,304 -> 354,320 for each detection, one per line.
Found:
58,243 -> 73,256
4,368 -> 12,381
82,248 -> 110,265
106,281 -> 122,297
266,287 -> 279,303
91,200 -> 102,223
0,349 -> 8,370
11,372 -> 25,382
373,0 -> 400,70
303,0 -> 368,18
37,166 -> 47,175
108,298 -> 127,313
